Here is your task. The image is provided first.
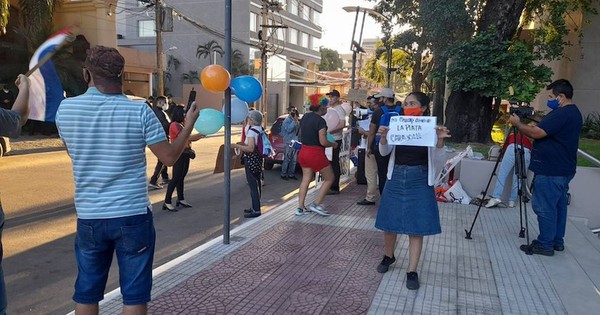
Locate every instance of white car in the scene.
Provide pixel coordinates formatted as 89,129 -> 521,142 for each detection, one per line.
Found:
0,136 -> 11,157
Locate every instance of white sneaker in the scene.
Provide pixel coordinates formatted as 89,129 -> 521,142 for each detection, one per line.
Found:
308,203 -> 330,216
508,201 -> 516,208
485,198 -> 502,208
295,207 -> 306,216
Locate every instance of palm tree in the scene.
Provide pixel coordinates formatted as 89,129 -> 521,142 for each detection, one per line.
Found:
231,49 -> 249,77
181,70 -> 200,84
196,39 -> 223,64
165,55 -> 180,82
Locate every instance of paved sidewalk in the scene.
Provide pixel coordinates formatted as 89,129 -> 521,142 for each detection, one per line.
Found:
93,180 -> 600,315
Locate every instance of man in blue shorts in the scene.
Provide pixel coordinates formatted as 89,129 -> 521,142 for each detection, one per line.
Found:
0,74 -> 30,315
509,79 -> 582,256
56,46 -> 200,315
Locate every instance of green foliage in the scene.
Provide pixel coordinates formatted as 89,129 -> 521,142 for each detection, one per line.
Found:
362,40 -> 412,90
578,137 -> 600,167
582,112 -> 600,139
231,49 -> 249,77
318,47 -> 342,71
523,0 -> 599,61
446,32 -> 552,102
0,0 -> 7,34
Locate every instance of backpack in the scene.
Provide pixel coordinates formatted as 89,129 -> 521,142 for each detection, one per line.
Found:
249,127 -> 274,158
376,105 -> 403,145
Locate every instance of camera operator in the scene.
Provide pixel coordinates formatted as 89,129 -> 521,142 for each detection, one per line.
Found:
508,79 -> 583,256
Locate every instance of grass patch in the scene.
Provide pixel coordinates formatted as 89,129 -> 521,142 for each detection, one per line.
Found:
578,138 -> 600,167
446,138 -> 600,168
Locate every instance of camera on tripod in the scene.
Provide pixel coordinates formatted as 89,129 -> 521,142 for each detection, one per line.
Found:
508,99 -> 534,118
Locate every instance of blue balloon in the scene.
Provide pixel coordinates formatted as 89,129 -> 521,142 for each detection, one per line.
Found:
230,75 -> 263,102
194,108 -> 224,135
222,97 -> 249,124
326,132 -> 335,142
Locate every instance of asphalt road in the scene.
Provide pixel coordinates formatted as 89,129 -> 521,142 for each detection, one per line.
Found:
0,134 -> 304,315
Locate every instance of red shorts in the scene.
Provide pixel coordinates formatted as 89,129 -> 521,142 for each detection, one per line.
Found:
298,145 -> 330,172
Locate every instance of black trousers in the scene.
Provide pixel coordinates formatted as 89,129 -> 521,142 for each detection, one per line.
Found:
150,160 -> 169,184
374,147 -> 391,195
165,155 -> 190,203
245,163 -> 262,212
330,139 -> 342,192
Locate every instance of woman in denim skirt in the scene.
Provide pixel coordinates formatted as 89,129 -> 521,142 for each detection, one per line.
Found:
375,92 -> 450,290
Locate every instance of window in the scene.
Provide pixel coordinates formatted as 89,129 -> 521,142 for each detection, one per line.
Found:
301,32 -> 309,48
289,1 -> 298,15
289,28 -> 298,45
312,10 -> 320,24
250,12 -> 257,32
277,27 -> 285,42
138,20 -> 155,37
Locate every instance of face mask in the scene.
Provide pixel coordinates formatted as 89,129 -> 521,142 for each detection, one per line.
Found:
547,98 -> 560,110
163,103 -> 169,111
403,107 -> 423,116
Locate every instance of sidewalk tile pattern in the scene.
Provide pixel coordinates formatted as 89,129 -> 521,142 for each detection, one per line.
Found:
98,181 -> 586,315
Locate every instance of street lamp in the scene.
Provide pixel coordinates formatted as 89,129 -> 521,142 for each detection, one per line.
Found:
342,6 -> 389,90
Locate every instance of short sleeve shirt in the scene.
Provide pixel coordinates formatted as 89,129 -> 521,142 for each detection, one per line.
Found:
245,125 -> 260,146
55,87 -> 166,219
299,112 -> 327,146
529,104 -> 582,177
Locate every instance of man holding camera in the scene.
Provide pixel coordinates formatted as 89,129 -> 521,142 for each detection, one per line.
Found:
509,79 -> 582,256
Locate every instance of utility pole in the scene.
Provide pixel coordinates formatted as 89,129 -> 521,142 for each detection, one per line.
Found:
156,0 -> 164,96
259,1 -> 269,124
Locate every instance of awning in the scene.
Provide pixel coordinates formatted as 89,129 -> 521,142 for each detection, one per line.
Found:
289,81 -> 327,88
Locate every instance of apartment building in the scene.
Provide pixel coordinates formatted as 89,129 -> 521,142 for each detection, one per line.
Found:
117,0 -> 323,121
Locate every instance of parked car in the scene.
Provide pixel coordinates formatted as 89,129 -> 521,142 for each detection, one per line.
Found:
264,114 -> 301,170
0,136 -> 11,158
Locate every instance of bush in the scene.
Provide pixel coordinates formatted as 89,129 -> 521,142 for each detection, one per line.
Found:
582,112 -> 600,140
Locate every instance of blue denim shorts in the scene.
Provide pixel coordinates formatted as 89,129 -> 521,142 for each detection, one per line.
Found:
73,209 -> 155,306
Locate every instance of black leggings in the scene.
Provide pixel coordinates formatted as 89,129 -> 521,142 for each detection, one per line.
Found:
374,148 -> 391,195
165,155 -> 190,204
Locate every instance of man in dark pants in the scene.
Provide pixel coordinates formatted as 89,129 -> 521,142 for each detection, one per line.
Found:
509,79 -> 582,256
0,74 -> 30,315
326,89 -> 346,195
149,95 -> 171,189
367,88 -> 400,195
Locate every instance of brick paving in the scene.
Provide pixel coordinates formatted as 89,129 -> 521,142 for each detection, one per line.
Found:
94,179 -> 600,315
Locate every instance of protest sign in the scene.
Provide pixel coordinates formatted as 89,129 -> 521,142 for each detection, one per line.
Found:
386,116 -> 437,147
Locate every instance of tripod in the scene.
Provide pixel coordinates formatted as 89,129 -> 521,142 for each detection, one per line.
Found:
465,126 -> 531,249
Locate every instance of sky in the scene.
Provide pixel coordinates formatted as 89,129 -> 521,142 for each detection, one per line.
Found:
316,0 -> 384,54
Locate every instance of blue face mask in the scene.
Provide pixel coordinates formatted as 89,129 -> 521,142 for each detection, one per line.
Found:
547,98 -> 559,110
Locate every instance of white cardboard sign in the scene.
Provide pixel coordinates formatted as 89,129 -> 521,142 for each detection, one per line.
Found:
386,116 -> 437,147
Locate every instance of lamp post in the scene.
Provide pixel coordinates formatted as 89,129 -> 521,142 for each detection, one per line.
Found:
342,6 -> 388,90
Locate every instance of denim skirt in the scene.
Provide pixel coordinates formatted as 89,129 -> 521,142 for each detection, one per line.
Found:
375,164 -> 441,236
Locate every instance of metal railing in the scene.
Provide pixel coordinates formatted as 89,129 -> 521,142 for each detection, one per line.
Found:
578,149 -> 600,167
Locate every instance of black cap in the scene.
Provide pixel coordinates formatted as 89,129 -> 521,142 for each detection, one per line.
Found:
326,89 -> 340,97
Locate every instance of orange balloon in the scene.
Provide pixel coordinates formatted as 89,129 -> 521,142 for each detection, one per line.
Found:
200,65 -> 231,93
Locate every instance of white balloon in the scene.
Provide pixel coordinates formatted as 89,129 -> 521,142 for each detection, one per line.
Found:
324,108 -> 340,131
341,102 -> 352,115
223,97 -> 249,124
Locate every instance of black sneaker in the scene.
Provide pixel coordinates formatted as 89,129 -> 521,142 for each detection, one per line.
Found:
357,199 -> 375,206
243,208 -> 253,213
160,178 -> 170,185
244,210 -> 261,218
406,272 -> 420,290
326,190 -> 340,195
376,255 -> 396,273
280,175 -> 289,180
532,239 -> 564,252
288,176 -> 299,180
520,242 -> 554,256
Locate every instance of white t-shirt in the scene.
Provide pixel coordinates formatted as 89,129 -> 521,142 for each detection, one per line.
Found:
331,104 -> 346,140
245,124 -> 260,145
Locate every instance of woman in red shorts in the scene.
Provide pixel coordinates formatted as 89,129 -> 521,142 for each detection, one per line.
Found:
296,94 -> 338,216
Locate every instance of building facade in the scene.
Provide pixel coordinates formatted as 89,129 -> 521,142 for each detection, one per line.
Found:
117,0 -> 323,122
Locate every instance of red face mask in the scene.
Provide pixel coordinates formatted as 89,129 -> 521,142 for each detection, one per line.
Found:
403,107 -> 423,116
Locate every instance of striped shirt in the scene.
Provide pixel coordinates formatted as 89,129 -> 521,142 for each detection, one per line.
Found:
56,87 -> 166,219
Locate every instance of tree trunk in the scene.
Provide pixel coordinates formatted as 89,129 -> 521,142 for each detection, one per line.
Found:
478,0 -> 526,42
445,90 -> 494,143
432,60 -> 447,125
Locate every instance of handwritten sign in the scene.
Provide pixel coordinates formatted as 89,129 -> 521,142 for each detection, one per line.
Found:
347,88 -> 368,102
386,116 -> 437,147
